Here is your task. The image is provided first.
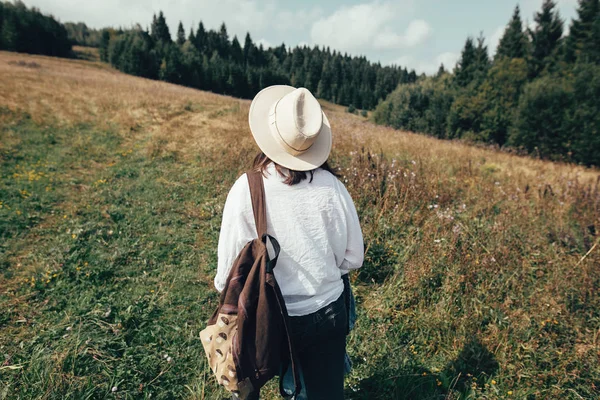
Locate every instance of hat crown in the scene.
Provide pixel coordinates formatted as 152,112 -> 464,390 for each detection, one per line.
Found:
291,88 -> 322,138
271,87 -> 323,155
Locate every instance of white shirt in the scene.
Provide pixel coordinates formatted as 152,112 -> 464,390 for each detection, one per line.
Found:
215,163 -> 364,316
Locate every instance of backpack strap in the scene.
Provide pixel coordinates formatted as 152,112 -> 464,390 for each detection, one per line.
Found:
246,169 -> 302,399
247,170 -> 267,238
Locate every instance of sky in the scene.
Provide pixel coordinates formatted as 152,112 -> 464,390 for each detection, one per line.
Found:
23,0 -> 579,75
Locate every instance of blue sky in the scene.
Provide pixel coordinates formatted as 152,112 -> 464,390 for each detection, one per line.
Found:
24,0 -> 579,75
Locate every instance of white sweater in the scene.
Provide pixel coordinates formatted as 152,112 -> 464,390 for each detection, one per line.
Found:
215,163 -> 364,316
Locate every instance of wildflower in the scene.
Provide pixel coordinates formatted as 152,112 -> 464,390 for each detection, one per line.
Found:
434,239 -> 441,244
112,386 -> 117,392
422,372 -> 427,376
63,215 -> 67,219
491,380 -> 497,385
508,391 -> 513,396
167,356 -> 173,363
436,379 -> 442,386
72,234 -> 76,239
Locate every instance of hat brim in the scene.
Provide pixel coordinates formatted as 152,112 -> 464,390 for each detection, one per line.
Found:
249,85 -> 332,172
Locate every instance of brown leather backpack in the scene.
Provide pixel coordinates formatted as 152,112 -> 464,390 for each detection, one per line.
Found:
200,170 -> 301,399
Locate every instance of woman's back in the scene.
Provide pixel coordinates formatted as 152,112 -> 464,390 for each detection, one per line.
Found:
215,162 -> 363,316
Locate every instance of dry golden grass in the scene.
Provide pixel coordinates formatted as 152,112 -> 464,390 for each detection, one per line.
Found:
1,50 -> 596,186
1,51 -> 599,399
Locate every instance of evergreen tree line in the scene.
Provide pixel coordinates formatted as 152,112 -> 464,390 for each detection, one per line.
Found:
64,22 -> 104,47
373,0 -> 600,166
101,12 -> 417,110
0,1 -> 71,57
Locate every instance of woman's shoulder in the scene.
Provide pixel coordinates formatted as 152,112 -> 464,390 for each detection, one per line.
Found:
313,167 -> 342,187
313,168 -> 352,197
226,172 -> 250,199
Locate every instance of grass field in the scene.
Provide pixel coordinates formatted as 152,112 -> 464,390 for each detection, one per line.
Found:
0,50 -> 599,400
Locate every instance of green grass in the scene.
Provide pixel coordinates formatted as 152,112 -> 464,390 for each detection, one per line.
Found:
1,111 -> 226,399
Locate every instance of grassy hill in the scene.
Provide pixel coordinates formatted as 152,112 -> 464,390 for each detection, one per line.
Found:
0,51 -> 599,399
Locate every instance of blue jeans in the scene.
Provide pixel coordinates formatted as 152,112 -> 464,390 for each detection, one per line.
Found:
285,292 -> 347,399
242,292 -> 348,400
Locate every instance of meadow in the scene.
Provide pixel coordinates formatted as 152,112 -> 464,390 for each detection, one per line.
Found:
0,50 -> 599,399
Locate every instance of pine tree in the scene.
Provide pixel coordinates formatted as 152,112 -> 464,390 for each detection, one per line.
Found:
565,0 -> 600,62
195,22 -> 206,52
243,32 -> 256,65
188,27 -> 196,44
436,64 -> 446,78
455,37 -> 477,86
230,35 -> 243,64
496,5 -> 529,59
176,21 -> 185,45
474,33 -> 491,79
218,23 -> 229,58
151,11 -> 171,43
99,30 -> 110,61
530,0 -> 563,76
150,14 -> 158,41
0,14 -> 18,51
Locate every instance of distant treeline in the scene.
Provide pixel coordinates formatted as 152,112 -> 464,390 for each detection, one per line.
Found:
99,12 -> 416,109
0,1 -> 71,57
64,22 -> 103,48
373,0 -> 600,166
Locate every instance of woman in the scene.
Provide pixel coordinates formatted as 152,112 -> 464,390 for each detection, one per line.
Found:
215,85 -> 364,399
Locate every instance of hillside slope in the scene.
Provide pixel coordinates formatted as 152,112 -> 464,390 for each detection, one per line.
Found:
1,51 -> 599,399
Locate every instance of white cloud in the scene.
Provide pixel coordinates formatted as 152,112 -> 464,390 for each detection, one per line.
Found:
373,19 -> 432,49
389,51 -> 459,75
256,38 -> 272,49
436,52 -> 460,71
274,8 -> 323,34
22,0 -> 316,44
310,1 -> 428,53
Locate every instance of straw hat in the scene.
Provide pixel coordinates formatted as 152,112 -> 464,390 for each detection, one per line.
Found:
248,85 -> 332,172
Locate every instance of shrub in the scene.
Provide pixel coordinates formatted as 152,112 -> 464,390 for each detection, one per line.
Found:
372,75 -> 455,138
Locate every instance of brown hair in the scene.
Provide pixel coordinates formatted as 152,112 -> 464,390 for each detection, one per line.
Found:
252,152 -> 337,185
